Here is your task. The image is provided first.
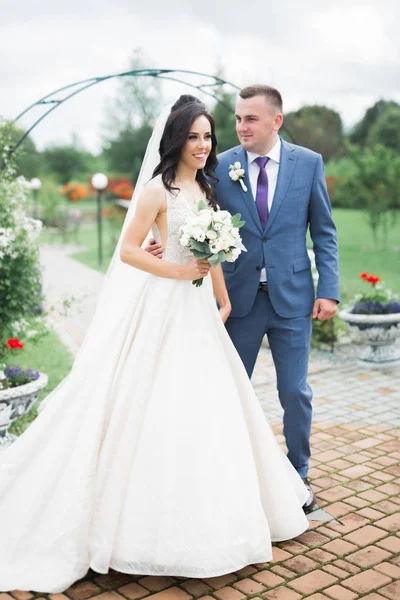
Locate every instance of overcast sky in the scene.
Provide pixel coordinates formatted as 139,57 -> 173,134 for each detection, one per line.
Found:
1,0 -> 399,153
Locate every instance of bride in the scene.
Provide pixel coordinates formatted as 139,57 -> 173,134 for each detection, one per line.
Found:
0,95 -> 309,593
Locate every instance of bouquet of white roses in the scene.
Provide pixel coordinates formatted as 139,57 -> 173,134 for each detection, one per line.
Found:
179,200 -> 246,287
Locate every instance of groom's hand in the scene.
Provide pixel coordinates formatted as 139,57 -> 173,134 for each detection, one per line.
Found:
145,238 -> 164,259
312,298 -> 338,321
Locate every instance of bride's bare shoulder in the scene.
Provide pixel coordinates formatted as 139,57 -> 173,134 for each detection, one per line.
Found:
139,175 -> 167,206
144,174 -> 165,191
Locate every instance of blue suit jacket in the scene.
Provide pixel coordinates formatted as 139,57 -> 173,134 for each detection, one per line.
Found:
215,139 -> 340,319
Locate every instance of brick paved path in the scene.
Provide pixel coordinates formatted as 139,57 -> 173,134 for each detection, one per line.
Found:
12,245 -> 397,600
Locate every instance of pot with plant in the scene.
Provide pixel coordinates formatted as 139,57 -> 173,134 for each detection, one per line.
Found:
0,339 -> 48,450
339,272 -> 400,367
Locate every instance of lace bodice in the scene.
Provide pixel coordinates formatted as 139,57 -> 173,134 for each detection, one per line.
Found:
151,188 -> 198,265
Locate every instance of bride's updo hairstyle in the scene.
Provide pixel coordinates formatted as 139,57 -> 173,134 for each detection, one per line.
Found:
153,95 -> 219,209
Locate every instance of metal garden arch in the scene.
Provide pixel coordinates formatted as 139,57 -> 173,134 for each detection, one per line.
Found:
10,68 -> 241,156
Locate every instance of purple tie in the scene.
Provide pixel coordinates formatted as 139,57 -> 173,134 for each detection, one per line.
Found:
255,156 -> 269,228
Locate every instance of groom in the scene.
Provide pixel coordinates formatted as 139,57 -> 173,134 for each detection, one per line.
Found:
215,85 -> 339,511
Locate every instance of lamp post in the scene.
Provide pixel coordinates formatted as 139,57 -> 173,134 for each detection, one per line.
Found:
91,172 -> 108,268
29,177 -> 42,219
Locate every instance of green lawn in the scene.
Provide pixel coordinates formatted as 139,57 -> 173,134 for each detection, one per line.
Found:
7,327 -> 74,435
333,209 -> 400,303
72,224 -> 118,273
41,208 -> 400,299
41,222 -> 119,273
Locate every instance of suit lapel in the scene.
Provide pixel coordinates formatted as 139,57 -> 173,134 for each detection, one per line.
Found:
265,138 -> 297,233
233,146 -> 263,233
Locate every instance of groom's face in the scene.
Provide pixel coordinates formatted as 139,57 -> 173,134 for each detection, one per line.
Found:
235,95 -> 282,155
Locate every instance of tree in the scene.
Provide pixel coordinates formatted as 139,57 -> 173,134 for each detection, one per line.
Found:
102,48 -> 162,140
102,48 -> 163,182
349,100 -> 400,147
102,124 -> 152,182
282,105 -> 345,162
333,143 -> 400,246
212,92 -> 238,153
41,145 -> 90,184
367,105 -> 400,151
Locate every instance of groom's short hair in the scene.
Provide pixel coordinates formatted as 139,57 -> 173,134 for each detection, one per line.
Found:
239,85 -> 283,113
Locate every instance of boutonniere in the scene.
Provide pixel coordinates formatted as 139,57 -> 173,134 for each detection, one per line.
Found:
229,162 -> 248,192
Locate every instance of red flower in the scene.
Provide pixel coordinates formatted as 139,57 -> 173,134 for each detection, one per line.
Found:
61,183 -> 88,202
6,338 -> 24,349
367,275 -> 381,285
360,272 -> 369,280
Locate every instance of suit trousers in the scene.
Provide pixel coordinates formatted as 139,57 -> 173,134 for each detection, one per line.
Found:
225,287 -> 313,478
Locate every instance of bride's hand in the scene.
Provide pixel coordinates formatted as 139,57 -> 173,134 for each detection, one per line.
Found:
182,259 -> 211,281
219,303 -> 231,324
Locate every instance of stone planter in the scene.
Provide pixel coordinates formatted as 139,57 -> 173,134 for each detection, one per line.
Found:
338,309 -> 400,368
0,372 -> 48,450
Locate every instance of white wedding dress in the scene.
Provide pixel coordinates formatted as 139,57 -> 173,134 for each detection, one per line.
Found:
0,184 -> 308,593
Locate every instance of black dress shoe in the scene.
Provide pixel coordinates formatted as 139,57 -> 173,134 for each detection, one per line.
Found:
302,477 -> 317,514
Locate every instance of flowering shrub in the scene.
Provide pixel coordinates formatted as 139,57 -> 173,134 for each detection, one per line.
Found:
61,182 -> 88,202
113,181 -> 134,200
0,118 -> 42,356
0,364 -> 39,390
350,272 -> 400,314
88,177 -> 133,197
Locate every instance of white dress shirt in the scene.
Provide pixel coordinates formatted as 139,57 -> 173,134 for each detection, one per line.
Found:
246,136 -> 281,282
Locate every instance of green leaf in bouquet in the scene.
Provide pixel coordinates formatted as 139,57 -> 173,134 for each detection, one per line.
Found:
189,239 -> 209,252
191,249 -> 212,259
217,250 -> 227,262
208,254 -> 220,267
231,213 -> 246,228
197,199 -> 207,211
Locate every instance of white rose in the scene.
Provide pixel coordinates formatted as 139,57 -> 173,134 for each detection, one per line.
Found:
224,251 -> 235,263
236,169 -> 245,177
217,234 -> 229,250
223,230 -> 237,246
180,234 -> 190,247
206,229 -> 218,240
185,224 -> 198,237
197,210 -> 212,225
187,216 -> 199,228
214,222 -> 223,231
228,233 -> 240,248
233,227 -> 243,240
233,162 -> 241,169
229,170 -> 239,181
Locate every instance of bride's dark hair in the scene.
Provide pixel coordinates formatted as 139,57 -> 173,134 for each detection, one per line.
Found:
153,95 -> 219,209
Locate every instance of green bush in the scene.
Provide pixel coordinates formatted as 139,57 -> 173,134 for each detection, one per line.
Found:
31,177 -> 64,226
0,119 -> 42,358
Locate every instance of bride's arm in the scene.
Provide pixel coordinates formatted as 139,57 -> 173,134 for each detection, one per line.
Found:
120,184 -> 210,281
210,264 -> 232,324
